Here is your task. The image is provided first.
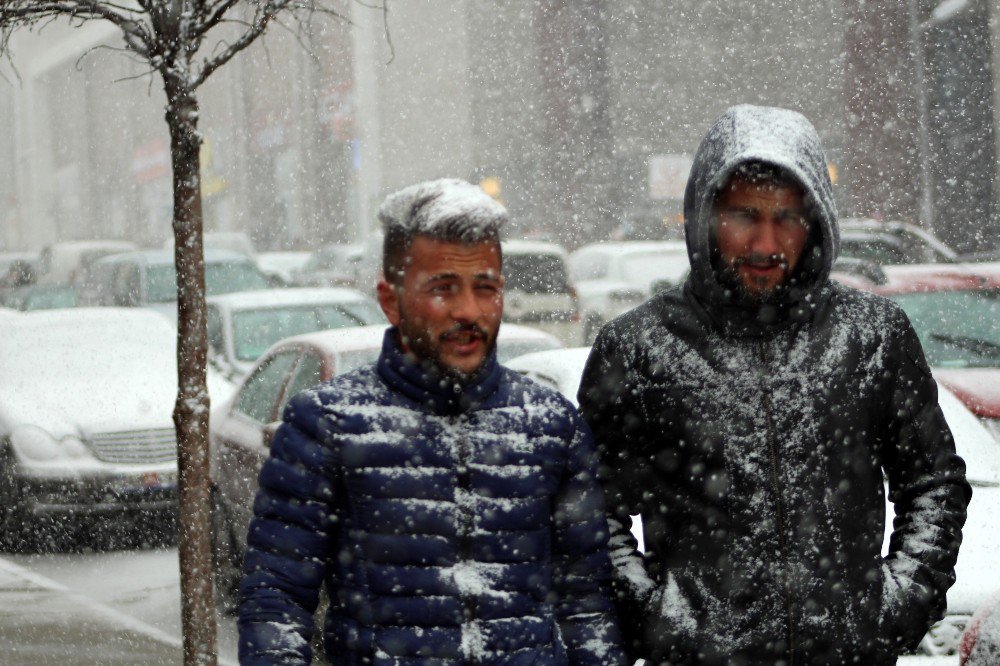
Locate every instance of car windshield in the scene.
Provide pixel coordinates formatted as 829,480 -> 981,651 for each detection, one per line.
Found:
503,254 -> 569,294
890,289 -> 1000,368
146,261 -> 271,302
232,304 -> 379,361
620,251 -> 690,286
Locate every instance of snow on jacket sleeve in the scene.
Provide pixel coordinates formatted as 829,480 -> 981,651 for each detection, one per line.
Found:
577,329 -> 695,661
550,406 -> 628,665
878,308 -> 972,655
237,391 -> 340,665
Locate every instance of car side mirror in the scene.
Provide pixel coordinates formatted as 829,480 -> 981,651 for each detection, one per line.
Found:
262,421 -> 280,448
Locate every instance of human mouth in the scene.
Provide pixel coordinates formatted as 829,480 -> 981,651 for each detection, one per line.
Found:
441,328 -> 486,354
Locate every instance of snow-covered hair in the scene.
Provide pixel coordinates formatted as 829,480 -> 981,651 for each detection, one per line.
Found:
379,178 -> 507,283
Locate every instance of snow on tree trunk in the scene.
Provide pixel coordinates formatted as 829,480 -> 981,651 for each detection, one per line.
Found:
165,77 -> 218,666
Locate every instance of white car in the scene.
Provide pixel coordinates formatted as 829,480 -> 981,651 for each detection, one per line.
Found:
255,251 -> 312,285
568,241 -> 690,342
0,308 -> 231,545
501,240 -> 583,346
35,240 -> 138,286
206,287 -> 385,380
507,346 -> 1000,657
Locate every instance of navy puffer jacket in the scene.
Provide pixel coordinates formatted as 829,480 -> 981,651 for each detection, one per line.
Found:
238,328 -> 626,665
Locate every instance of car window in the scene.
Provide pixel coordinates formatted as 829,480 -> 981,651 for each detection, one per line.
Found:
504,254 -> 570,293
113,264 -> 141,306
207,305 -> 224,353
839,238 -> 908,265
569,253 -> 609,281
235,351 -> 299,423
890,289 -> 1000,368
279,353 -> 324,414
146,261 -> 272,303
335,348 -> 381,375
333,300 -> 384,326
232,307 -> 324,362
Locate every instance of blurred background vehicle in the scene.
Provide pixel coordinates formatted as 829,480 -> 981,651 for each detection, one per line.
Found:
500,240 -> 582,345
292,243 -> 365,288
2,284 -> 80,311
960,592 -> 1000,665
569,241 -> 690,343
854,265 -> 1000,437
163,231 -> 257,259
839,219 -> 957,265
254,251 -> 311,286
206,287 -> 384,381
0,308 -> 232,550
208,321 -> 562,608
506,344 -> 1000,658
0,252 -> 39,294
34,240 -> 138,286
86,249 -> 271,320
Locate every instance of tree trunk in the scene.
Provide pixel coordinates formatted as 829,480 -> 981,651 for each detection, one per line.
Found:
165,77 -> 218,666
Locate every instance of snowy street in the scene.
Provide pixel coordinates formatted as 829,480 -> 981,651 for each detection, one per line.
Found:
0,547 -> 238,665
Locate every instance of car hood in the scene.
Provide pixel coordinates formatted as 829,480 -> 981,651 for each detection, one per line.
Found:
934,368 -> 1000,419
0,367 -> 235,438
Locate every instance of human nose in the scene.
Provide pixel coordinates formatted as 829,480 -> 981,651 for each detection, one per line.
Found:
450,284 -> 482,322
751,220 -> 782,257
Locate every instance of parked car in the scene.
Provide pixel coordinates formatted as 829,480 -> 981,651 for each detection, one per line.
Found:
35,240 -> 138,286
87,248 -> 272,319
293,243 -> 365,288
208,322 -> 562,607
0,252 -> 39,293
2,284 -> 79,311
960,592 -> 1000,665
501,240 -> 582,345
206,288 -> 385,381
506,345 -> 1000,658
164,230 -> 256,259
568,241 -> 690,342
255,250 -> 311,285
861,265 -> 1000,436
839,219 -> 957,265
0,308 -> 231,548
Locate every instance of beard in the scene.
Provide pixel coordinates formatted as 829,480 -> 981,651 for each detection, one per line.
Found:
716,252 -> 793,305
396,316 -> 497,385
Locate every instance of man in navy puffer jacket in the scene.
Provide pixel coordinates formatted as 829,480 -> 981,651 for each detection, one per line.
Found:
238,178 -> 626,665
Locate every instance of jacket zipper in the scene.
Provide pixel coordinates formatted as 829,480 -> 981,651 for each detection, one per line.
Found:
758,342 -> 797,665
452,416 -> 481,665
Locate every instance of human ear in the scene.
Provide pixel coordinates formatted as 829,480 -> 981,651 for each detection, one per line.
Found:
376,279 -> 401,326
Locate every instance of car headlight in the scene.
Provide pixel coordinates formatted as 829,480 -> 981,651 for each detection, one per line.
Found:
8,426 -> 91,462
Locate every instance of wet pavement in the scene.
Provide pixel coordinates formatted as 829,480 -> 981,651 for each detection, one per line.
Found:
0,556 -> 184,665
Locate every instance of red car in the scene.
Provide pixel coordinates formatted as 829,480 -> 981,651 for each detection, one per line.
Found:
836,264 -> 1000,438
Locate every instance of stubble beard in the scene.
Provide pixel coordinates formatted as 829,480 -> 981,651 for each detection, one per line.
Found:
396,313 -> 497,385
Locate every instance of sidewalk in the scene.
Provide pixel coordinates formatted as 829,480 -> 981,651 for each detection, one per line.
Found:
0,556 -> 183,665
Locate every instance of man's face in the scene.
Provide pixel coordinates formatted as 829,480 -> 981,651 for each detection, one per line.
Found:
714,173 -> 810,300
377,236 -> 504,380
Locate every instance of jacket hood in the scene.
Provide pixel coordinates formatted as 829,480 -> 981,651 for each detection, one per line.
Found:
683,105 -> 840,333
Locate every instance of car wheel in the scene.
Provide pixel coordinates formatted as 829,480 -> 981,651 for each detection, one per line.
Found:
210,486 -> 242,615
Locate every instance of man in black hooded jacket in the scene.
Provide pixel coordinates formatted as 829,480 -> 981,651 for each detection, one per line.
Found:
578,104 -> 971,665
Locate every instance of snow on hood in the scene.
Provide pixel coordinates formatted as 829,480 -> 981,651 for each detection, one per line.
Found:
0,309 -> 231,438
683,104 -> 840,312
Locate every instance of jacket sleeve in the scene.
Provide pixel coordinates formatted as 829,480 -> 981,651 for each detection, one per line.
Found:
577,329 -> 698,661
550,405 -> 628,665
237,392 -> 341,665
878,308 -> 972,655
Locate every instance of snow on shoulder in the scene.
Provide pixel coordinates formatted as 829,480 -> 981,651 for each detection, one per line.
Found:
377,178 -> 507,240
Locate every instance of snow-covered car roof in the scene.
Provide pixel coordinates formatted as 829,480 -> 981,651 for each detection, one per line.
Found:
96,248 -> 252,267
207,287 -> 373,312
501,240 -> 569,257
505,347 -> 592,405
571,240 -> 688,258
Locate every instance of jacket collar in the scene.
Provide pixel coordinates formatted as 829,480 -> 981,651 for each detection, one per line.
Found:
376,327 -> 502,415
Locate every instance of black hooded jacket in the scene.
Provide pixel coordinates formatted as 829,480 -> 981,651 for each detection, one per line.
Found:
578,105 -> 971,665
